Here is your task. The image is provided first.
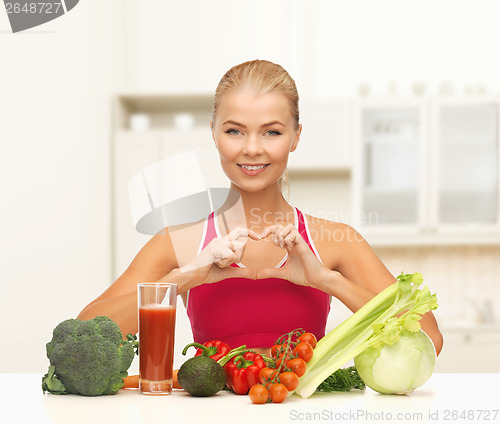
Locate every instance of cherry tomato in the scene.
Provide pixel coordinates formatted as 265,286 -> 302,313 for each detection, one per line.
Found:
271,344 -> 280,358
279,371 -> 299,391
259,367 -> 277,385
274,356 -> 287,368
293,341 -> 314,362
268,383 -> 288,403
273,343 -> 291,367
286,357 -> 307,377
271,343 -> 289,359
249,384 -> 269,404
298,332 -> 317,349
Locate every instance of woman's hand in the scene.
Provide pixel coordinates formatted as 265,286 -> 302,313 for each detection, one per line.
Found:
179,226 -> 260,285
256,223 -> 332,289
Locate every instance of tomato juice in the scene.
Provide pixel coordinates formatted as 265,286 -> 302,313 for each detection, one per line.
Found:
139,305 -> 176,393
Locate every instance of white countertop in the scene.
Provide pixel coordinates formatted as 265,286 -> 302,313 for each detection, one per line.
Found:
3,373 -> 499,424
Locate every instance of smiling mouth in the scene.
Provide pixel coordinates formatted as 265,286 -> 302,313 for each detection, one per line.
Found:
238,164 -> 270,170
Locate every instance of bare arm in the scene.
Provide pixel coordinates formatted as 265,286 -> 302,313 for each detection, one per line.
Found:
78,229 -> 180,336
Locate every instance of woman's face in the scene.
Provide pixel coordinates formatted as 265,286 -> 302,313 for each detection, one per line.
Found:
211,89 -> 301,194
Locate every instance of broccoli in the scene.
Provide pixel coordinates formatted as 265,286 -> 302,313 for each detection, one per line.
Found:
42,316 -> 137,396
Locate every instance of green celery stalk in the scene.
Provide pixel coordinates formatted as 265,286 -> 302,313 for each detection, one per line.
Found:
295,272 -> 438,399
305,283 -> 398,373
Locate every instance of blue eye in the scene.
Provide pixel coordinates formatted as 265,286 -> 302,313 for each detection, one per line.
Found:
266,130 -> 281,136
225,129 -> 241,135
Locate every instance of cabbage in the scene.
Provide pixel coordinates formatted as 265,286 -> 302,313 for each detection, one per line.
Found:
354,330 -> 436,395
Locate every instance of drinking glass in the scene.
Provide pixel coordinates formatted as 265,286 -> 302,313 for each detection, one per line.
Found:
137,282 -> 177,395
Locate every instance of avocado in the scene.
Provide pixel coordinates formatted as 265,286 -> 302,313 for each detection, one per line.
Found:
177,355 -> 226,396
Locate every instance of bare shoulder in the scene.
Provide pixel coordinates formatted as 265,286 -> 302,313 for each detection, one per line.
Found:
304,213 -> 395,290
304,214 -> 366,245
303,214 -> 370,268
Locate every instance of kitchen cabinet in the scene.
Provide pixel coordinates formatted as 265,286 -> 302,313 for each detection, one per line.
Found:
353,99 -> 427,230
435,326 -> 500,373
288,98 -> 353,171
430,99 -> 499,229
353,97 -> 500,246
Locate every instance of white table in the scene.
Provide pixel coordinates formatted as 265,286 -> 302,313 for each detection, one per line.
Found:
2,373 -> 499,424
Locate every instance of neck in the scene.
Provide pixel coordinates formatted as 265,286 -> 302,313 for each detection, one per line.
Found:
219,183 -> 294,232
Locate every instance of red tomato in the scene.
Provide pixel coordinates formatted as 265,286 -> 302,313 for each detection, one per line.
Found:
279,371 -> 299,391
286,357 -> 307,377
298,332 -> 317,349
271,344 -> 280,358
271,343 -> 289,359
272,343 -> 292,367
258,367 -> 277,385
293,342 -> 314,363
268,383 -> 288,403
249,384 -> 269,404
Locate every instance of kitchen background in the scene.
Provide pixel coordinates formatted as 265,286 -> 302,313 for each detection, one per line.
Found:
1,0 -> 499,374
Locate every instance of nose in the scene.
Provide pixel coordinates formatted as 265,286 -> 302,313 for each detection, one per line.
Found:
242,133 -> 264,156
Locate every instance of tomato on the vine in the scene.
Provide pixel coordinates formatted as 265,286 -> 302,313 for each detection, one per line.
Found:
268,383 -> 288,403
286,357 -> 307,377
259,367 -> 277,385
293,341 -> 314,362
271,344 -> 280,358
249,384 -> 269,404
271,343 -> 289,359
272,343 -> 291,367
298,332 -> 317,349
279,371 -> 299,391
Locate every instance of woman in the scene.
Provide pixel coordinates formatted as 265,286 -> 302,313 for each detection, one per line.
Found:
79,60 -> 443,356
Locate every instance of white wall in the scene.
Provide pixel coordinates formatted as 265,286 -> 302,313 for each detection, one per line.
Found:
2,0 -> 500,373
0,1 -> 121,372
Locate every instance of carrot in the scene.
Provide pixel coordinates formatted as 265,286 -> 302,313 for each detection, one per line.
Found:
122,370 -> 182,390
172,369 -> 182,389
122,374 -> 139,389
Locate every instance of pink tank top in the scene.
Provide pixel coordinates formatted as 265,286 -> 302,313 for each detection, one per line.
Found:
186,207 -> 331,348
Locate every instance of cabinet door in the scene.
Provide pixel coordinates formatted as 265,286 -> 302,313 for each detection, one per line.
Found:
355,102 -> 426,228
435,329 -> 500,372
160,128 -> 229,189
287,99 -> 352,170
433,101 -> 499,227
113,132 -> 161,278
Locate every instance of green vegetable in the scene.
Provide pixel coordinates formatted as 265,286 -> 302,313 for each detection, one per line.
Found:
42,316 -> 136,396
354,329 -> 435,394
177,355 -> 227,397
295,272 -> 438,399
316,366 -> 365,392
41,365 -> 68,395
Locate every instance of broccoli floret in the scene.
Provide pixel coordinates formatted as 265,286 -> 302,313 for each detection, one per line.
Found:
42,316 -> 136,396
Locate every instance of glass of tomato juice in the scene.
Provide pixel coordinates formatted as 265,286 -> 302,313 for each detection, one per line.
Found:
137,282 -> 177,395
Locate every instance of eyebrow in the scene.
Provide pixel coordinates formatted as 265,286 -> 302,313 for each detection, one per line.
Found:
222,120 -> 286,129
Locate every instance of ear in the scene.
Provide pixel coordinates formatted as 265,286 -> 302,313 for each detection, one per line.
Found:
289,123 -> 302,152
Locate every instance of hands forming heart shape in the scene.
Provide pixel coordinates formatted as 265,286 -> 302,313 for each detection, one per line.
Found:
181,224 -> 331,289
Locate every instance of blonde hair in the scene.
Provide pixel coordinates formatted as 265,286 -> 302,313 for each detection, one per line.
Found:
212,60 -> 299,199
